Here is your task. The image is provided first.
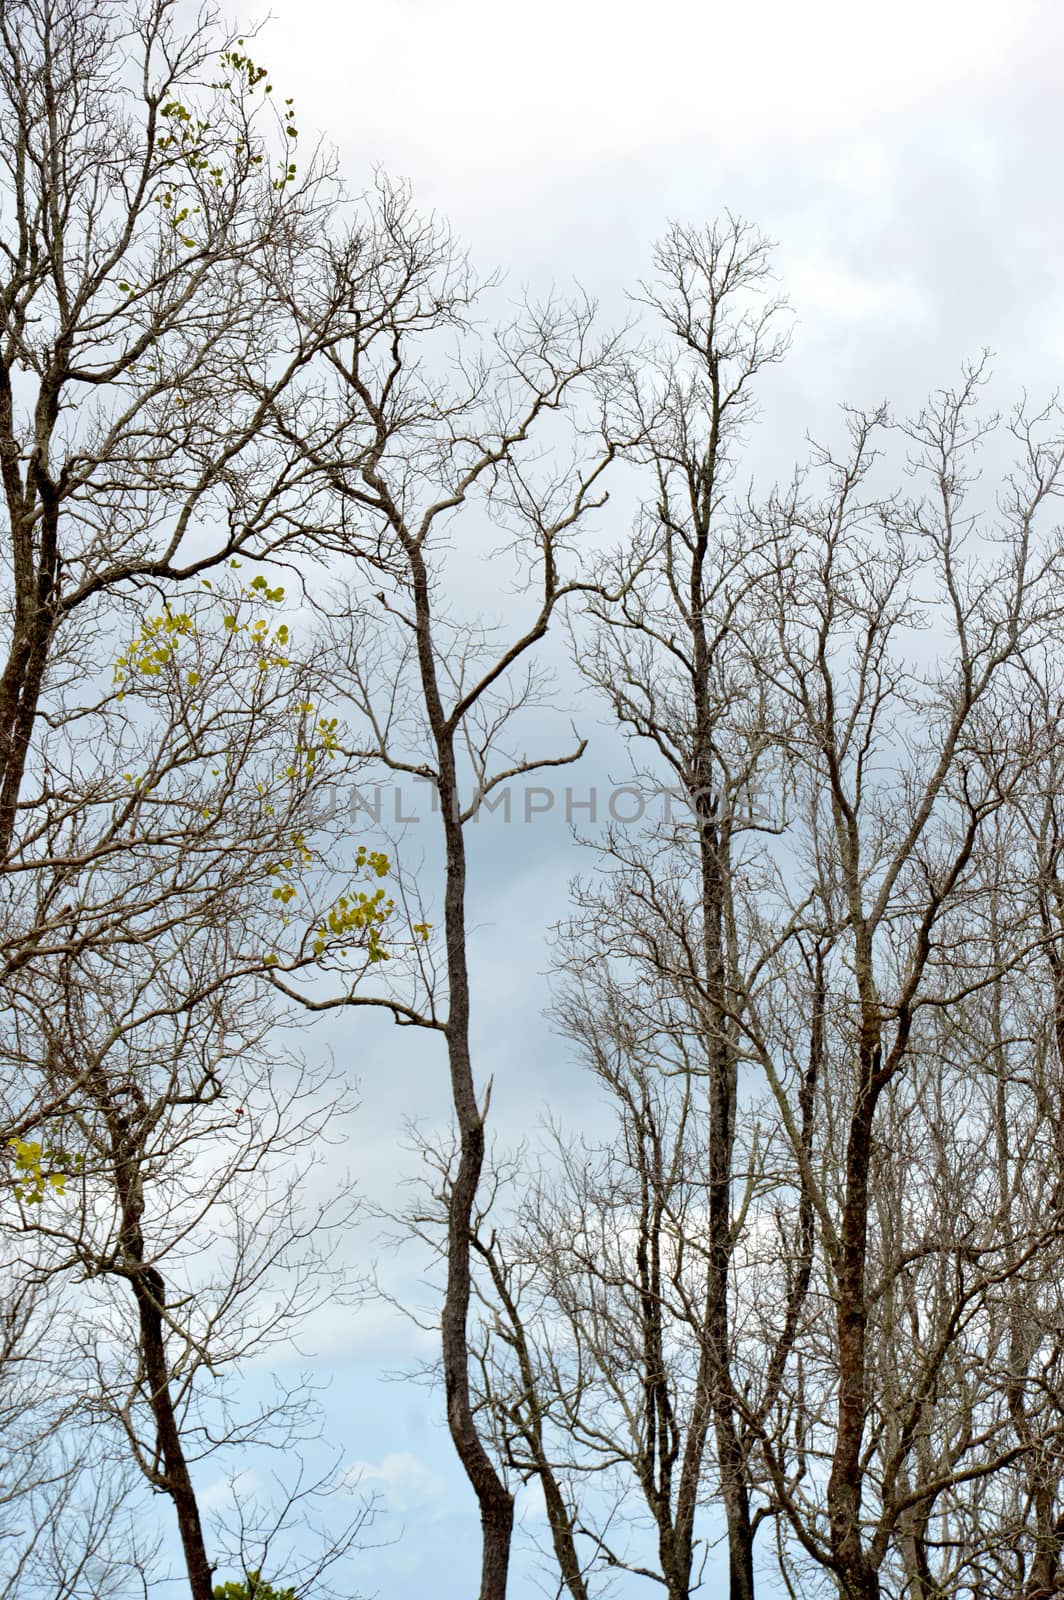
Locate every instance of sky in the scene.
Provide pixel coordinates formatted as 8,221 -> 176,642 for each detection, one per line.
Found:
195,1 -> 1064,1594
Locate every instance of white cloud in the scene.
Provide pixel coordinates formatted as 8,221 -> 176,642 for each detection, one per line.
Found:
252,0 -> 1029,167
344,1451 -> 448,1518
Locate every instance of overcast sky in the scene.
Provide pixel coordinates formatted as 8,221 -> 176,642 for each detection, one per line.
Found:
213,3 -> 1064,1594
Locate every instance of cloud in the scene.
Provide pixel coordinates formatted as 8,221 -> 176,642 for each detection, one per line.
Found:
344,1451 -> 448,1519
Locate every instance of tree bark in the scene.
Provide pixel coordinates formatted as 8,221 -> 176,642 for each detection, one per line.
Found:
410,537 -> 515,1600
109,1107 -> 214,1600
688,374 -> 755,1600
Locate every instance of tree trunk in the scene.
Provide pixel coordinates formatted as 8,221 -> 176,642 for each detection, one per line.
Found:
130,1265 -> 216,1600
110,1115 -> 214,1600
413,534 -> 514,1598
825,1027 -> 881,1600
691,475 -> 756,1600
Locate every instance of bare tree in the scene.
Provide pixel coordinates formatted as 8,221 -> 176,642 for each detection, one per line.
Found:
732,370 -> 1064,1598
451,235 -> 1064,1600
266,177 -> 624,1600
559,217 -> 791,1600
